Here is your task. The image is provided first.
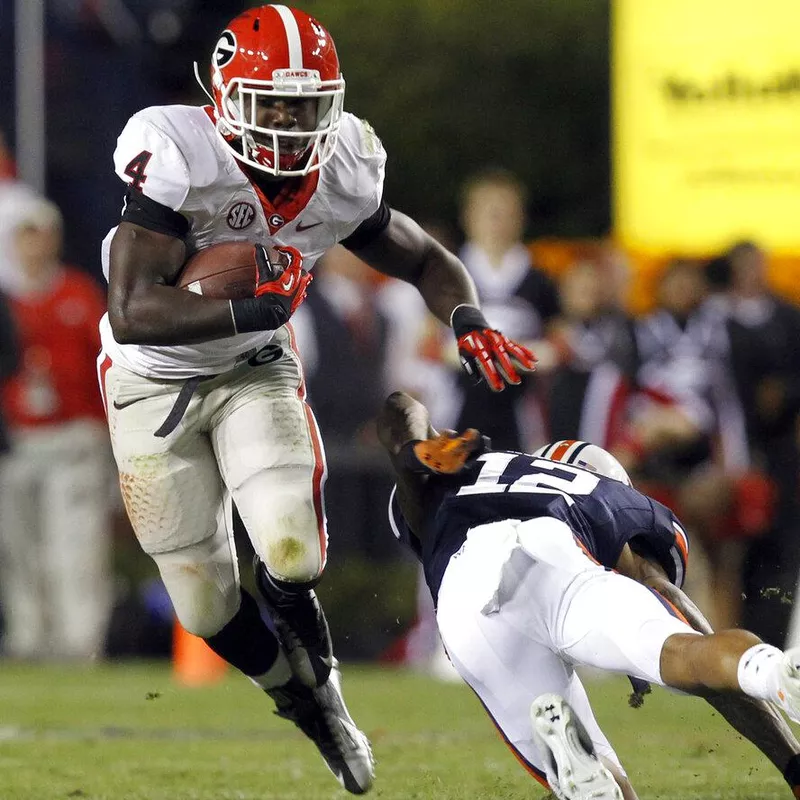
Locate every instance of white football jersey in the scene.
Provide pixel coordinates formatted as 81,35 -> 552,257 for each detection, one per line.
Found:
100,104 -> 387,378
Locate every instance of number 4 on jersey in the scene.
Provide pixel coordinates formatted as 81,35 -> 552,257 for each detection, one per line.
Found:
124,150 -> 152,190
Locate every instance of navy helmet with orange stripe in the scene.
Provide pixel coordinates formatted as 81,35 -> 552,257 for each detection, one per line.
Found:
533,440 -> 632,487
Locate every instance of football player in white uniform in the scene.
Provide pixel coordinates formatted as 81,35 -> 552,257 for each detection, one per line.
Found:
97,5 -> 536,794
377,392 -> 800,800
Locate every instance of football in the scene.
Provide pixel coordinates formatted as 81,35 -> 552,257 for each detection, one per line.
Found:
176,242 -> 290,300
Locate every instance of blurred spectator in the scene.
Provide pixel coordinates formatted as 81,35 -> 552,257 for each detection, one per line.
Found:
292,246 -> 393,564
724,242 -> 800,449
624,260 -> 748,476
452,167 -> 561,450
376,220 -> 462,429
546,257 -> 637,447
293,245 -> 388,445
0,195 -> 113,660
0,132 -> 56,292
374,225 -> 462,679
377,172 -> 562,677
618,259 -> 755,630
0,132 -> 23,468
0,130 -> 15,180
716,241 -> 800,646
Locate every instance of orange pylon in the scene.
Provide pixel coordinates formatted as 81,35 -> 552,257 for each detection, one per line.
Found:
172,619 -> 229,686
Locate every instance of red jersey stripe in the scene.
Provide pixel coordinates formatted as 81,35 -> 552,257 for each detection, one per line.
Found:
285,322 -> 328,567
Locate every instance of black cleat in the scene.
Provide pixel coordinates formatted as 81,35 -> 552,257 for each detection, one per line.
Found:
255,557 -> 333,688
266,664 -> 375,794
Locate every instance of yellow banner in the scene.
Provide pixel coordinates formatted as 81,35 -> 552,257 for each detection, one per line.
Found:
613,0 -> 800,255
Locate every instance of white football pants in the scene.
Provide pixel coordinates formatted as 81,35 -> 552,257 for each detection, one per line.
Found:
436,516 -> 696,784
0,419 -> 114,660
99,325 -> 328,638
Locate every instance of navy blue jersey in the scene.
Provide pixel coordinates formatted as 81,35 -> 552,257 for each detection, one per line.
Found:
389,451 -> 690,604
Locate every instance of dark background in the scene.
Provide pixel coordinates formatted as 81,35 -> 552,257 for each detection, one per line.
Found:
0,0 -> 610,277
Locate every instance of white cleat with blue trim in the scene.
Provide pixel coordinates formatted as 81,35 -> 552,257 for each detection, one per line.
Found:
531,693 -> 622,800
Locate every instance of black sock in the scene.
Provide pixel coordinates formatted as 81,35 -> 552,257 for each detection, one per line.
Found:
204,589 -> 280,677
783,752 -> 800,792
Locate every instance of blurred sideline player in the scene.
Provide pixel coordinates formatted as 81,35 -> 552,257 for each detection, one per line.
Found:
377,391 -> 800,800
97,4 -> 536,793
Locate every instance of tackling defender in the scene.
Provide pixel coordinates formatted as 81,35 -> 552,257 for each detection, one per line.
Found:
98,4 -> 535,794
377,391 -> 800,799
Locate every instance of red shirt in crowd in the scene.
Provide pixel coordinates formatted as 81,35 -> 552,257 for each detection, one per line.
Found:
2,266 -> 106,428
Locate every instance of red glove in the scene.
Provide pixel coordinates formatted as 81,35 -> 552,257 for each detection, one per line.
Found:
254,244 -> 312,315
231,244 -> 313,333
452,305 -> 537,392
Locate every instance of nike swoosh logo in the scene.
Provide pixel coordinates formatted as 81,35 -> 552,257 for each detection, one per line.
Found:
280,274 -> 296,292
112,397 -> 144,410
296,220 -> 323,232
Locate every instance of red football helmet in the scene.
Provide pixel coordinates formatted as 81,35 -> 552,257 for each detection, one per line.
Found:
209,5 -> 345,177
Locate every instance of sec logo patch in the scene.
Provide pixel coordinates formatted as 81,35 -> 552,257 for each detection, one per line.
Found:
227,201 -> 255,230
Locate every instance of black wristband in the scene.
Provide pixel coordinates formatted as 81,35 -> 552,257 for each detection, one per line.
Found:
397,440 -> 426,473
451,304 -> 489,339
230,297 -> 289,333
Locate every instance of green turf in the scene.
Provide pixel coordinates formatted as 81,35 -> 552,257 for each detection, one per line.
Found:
0,661 -> 792,799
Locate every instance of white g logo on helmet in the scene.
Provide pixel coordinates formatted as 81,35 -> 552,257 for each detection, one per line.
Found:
213,30 -> 237,68
532,440 -> 632,486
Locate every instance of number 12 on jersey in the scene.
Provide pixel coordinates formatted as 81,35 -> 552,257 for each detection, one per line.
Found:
457,453 -> 599,505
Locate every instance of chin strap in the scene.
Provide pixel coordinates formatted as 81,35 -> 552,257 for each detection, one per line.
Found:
192,61 -> 216,104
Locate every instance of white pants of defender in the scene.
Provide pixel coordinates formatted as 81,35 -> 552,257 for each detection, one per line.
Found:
99,326 -> 328,639
0,420 -> 114,660
436,516 -> 695,781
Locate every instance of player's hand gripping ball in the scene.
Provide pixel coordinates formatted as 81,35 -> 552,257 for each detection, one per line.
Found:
177,241 -> 313,333
176,241 -> 288,299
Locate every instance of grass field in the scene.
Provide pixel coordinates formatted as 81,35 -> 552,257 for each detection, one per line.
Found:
0,661 -> 792,799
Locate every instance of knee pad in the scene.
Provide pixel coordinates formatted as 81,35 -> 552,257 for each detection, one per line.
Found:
172,588 -> 240,639
250,501 -> 326,582
151,538 -> 240,638
263,535 -> 324,583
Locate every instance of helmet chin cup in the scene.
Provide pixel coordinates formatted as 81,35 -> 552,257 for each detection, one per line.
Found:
216,117 -> 332,177
248,138 -> 306,174
248,139 -> 278,172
